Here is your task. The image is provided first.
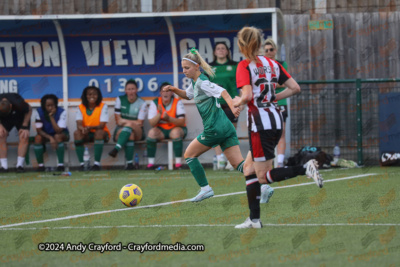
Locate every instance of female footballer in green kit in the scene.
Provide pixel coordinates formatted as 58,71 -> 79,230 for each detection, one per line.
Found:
163,48 -> 245,202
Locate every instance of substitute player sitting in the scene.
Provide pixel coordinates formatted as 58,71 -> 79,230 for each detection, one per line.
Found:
146,82 -> 187,170
74,86 -> 110,171
163,48 -> 245,202
0,93 -> 32,172
34,94 -> 69,172
108,79 -> 147,170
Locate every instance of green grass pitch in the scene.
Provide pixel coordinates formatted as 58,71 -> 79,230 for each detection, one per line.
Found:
0,166 -> 399,266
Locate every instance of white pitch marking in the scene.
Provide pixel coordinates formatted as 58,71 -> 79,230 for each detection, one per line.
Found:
0,173 -> 379,229
0,175 -> 17,179
0,176 -> 209,183
0,173 -> 237,181
1,222 -> 399,231
0,177 -> 183,183
0,173 -> 239,183
213,173 -> 378,198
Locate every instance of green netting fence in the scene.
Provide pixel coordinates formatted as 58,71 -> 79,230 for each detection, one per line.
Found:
290,78 -> 400,166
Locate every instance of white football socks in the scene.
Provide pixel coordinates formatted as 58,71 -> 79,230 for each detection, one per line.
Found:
201,185 -> 211,191
17,157 -> 25,167
0,158 -> 8,169
277,154 -> 285,165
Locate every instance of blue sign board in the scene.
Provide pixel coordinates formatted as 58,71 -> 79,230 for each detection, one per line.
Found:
379,93 -> 400,152
0,13 -> 272,100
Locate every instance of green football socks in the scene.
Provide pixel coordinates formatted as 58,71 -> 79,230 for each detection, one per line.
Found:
34,144 -> 44,164
125,141 -> 134,163
75,140 -> 84,163
173,138 -> 183,157
147,137 -> 157,158
116,127 -> 132,151
56,142 -> 65,164
185,157 -> 208,187
94,140 -> 104,162
236,160 -> 244,173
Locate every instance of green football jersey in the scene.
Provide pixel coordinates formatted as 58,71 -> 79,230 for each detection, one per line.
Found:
115,95 -> 146,120
210,60 -> 238,105
188,73 -> 233,134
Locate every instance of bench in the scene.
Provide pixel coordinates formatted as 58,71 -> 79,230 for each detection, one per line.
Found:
130,139 -> 176,170
66,139 -> 186,171
9,139 -> 180,171
7,136 -> 251,171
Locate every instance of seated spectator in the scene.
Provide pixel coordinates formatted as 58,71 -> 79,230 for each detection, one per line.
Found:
34,94 -> 69,172
108,79 -> 148,170
146,82 -> 187,169
74,86 -> 110,171
0,93 -> 32,172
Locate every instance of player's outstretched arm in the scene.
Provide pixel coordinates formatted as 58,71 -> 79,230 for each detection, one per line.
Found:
233,85 -> 252,107
163,85 -> 189,100
221,90 -> 241,118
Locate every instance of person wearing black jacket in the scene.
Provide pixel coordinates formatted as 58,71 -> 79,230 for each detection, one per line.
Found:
0,93 -> 32,172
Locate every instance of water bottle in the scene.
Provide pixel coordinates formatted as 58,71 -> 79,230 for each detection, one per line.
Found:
156,166 -> 164,171
134,153 -> 139,169
280,44 -> 286,61
219,154 -> 227,170
333,144 -> 340,160
213,155 -> 218,170
331,144 -> 340,166
83,146 -> 90,171
143,149 -> 147,163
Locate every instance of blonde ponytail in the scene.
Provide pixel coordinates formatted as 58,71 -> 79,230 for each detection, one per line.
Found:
183,48 -> 215,78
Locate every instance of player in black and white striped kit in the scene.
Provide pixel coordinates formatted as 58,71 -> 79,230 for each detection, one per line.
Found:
233,26 -> 324,229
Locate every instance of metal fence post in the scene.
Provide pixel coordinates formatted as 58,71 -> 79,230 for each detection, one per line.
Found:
356,79 -> 363,166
